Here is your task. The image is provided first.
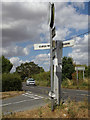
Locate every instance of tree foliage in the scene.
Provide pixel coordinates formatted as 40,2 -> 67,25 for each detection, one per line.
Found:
62,57 -> 75,80
2,73 -> 22,91
2,56 -> 13,73
85,65 -> 90,78
16,62 -> 44,80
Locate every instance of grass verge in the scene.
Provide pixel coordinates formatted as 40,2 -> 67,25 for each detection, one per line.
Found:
32,71 -> 89,90
0,91 -> 25,99
3,99 -> 88,118
61,78 -> 89,90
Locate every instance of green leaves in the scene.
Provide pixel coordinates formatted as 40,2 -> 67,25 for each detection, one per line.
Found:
2,56 -> 13,73
2,73 -> 22,91
62,57 -> 75,80
16,62 -> 44,80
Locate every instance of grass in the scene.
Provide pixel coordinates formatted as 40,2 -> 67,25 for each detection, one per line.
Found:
61,78 -> 89,90
32,71 -> 89,90
32,71 -> 50,87
3,99 -> 89,118
0,91 -> 25,99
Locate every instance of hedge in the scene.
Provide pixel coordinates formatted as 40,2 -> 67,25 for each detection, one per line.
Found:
2,73 -> 22,92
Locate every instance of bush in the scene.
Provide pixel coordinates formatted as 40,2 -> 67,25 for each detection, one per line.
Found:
32,71 -> 50,87
61,78 -> 73,88
2,73 -> 22,92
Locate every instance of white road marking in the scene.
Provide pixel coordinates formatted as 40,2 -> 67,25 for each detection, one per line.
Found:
22,92 -> 44,99
1,93 -> 45,107
76,93 -> 88,96
0,103 -> 12,107
62,92 -> 67,94
25,93 -> 33,95
81,94 -> 87,96
34,95 -> 44,98
76,89 -> 88,92
1,99 -> 35,107
27,91 -> 32,93
22,94 -> 39,99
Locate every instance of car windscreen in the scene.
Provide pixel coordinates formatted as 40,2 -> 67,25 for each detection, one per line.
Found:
28,79 -> 34,81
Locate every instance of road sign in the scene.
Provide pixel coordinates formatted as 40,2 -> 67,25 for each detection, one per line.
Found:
63,40 -> 75,47
34,43 -> 50,50
75,67 -> 85,71
75,66 -> 85,83
52,27 -> 56,38
34,40 -> 75,50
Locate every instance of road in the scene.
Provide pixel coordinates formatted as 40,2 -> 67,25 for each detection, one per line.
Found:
22,82 -> 88,101
2,82 -> 88,115
2,91 -> 47,115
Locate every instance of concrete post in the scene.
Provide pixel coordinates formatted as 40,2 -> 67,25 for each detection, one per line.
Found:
56,40 -> 62,105
54,58 -> 58,102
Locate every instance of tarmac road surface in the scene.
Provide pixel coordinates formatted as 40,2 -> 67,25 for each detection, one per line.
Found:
1,83 -> 89,115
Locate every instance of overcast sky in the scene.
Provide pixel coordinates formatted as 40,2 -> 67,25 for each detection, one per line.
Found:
1,1 -> 89,72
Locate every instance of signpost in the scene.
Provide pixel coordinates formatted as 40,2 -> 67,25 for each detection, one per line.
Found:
34,2 -> 75,111
34,40 -> 74,50
34,39 -> 75,106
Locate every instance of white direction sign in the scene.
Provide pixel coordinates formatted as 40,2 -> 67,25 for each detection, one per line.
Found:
63,40 -> 75,47
34,40 -> 75,50
34,43 -> 50,50
75,67 -> 85,71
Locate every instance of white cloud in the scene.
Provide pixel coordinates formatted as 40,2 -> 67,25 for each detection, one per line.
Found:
55,3 -> 88,30
1,2 -> 88,70
68,34 -> 88,65
2,45 -> 31,57
2,2 -> 48,47
71,2 -> 85,9
2,2 -> 88,48
55,28 -> 71,40
32,53 -> 50,71
9,57 -> 30,72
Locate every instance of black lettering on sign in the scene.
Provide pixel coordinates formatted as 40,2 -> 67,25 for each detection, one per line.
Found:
64,43 -> 70,45
39,45 -> 50,48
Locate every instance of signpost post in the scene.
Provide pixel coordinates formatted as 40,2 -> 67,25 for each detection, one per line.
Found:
34,2 -> 75,111
34,39 -> 74,106
50,3 -> 55,111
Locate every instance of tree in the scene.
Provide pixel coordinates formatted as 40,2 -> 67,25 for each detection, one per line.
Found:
85,65 -> 90,78
62,57 -> 75,80
2,56 -> 13,73
16,62 -> 44,80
